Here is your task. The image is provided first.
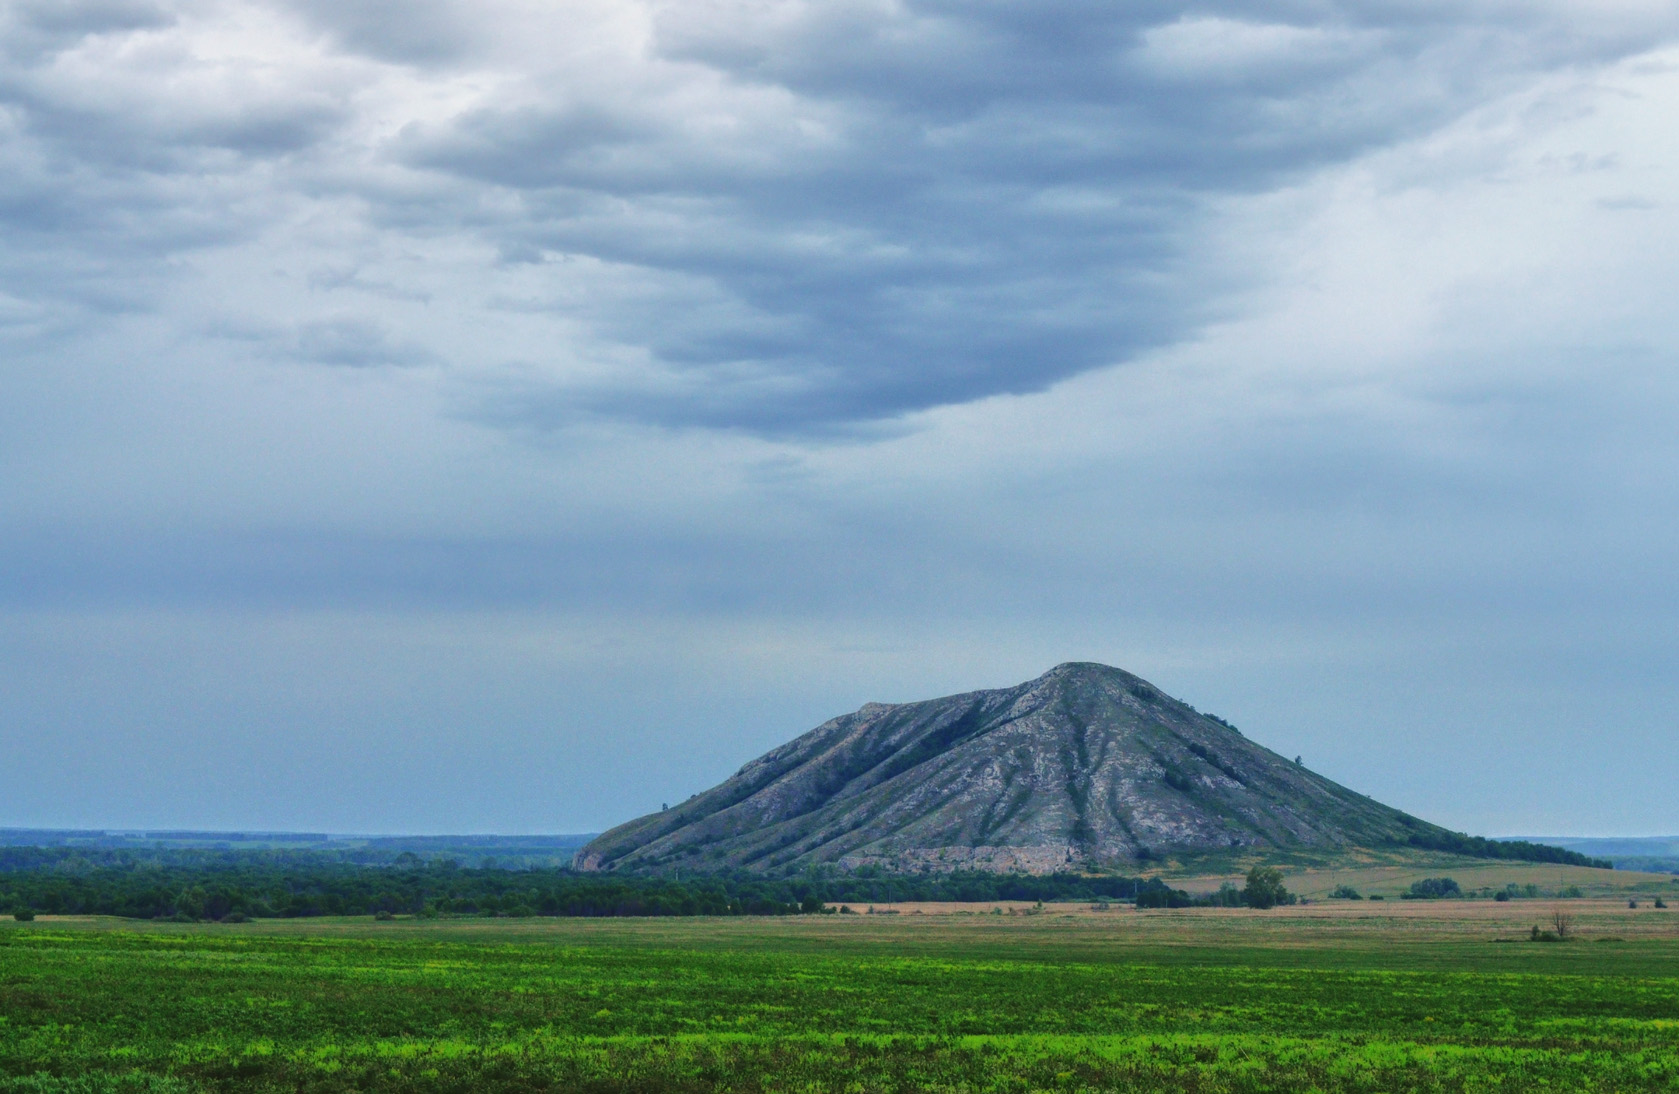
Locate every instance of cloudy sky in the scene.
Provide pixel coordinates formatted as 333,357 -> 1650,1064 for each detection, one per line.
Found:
3,0 -> 1678,837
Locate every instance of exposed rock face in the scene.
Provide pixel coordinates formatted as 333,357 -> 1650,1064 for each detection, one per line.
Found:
576,662 -> 1426,875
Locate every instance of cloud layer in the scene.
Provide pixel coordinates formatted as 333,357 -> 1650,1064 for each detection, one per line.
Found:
3,0 -> 1679,834
6,0 -> 1675,430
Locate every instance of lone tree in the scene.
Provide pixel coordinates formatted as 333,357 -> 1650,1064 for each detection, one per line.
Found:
1243,866 -> 1291,910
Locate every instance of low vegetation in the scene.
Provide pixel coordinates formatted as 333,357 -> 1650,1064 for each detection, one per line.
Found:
0,848 -> 1190,921
1397,826 -> 1611,868
2,907 -> 1677,1093
1403,876 -> 1463,900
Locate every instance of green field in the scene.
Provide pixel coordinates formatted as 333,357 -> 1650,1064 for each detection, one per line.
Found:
4,903 -> 1679,1092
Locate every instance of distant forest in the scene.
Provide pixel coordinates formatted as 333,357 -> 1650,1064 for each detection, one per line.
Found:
1404,829 -> 1611,869
0,830 -> 591,870
0,847 -> 1166,920
0,832 -> 1611,921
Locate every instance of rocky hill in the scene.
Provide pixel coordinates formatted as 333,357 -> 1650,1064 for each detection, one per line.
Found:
575,662 -> 1461,875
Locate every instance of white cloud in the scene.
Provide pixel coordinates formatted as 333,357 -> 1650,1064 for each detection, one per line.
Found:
1133,17 -> 1380,83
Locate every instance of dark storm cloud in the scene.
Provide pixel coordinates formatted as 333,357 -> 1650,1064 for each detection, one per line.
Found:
2,0 -> 1674,430
393,0 -> 1679,431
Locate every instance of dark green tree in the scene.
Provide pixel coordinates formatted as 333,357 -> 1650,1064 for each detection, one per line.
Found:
1243,866 -> 1290,909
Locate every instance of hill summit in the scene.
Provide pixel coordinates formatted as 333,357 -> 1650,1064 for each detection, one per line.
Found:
576,662 -> 1444,874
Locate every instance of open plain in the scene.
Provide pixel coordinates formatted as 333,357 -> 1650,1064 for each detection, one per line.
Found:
5,898 -> 1679,1093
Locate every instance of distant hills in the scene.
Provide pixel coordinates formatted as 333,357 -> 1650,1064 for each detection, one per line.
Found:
1503,836 -> 1679,875
0,830 -> 596,869
578,662 -> 1608,875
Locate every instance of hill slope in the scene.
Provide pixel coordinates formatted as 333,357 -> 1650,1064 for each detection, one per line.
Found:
577,663 -> 1464,875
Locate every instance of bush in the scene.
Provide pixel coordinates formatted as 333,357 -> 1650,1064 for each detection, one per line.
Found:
1207,882 -> 1244,907
13,908 -> 35,922
1494,890 -> 1510,902
1403,877 -> 1461,900
1655,898 -> 1667,908
1136,887 -> 1193,908
1329,885 -> 1362,900
373,910 -> 396,921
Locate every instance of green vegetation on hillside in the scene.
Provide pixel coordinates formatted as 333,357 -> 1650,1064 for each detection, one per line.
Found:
1398,826 -> 1611,868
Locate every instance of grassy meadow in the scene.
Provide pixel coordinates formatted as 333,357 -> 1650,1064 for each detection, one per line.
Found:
4,900 -> 1679,1093
1165,856 -> 1678,901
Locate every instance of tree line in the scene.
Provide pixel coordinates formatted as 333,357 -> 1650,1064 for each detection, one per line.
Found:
0,847 -> 1178,921
1396,827 -> 1611,869
0,838 -> 1601,921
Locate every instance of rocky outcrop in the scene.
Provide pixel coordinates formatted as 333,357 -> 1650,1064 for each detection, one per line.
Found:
576,662 -> 1429,874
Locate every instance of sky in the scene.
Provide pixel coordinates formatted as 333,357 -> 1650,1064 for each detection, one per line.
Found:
3,0 -> 1678,838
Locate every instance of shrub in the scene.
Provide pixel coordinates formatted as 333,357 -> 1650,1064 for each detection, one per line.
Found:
1655,898 -> 1668,908
1329,885 -> 1362,900
1403,877 -> 1461,900
373,910 -> 396,921
13,908 -> 35,922
1136,888 -> 1193,909
1207,882 -> 1245,907
1494,890 -> 1510,902
1203,712 -> 1242,735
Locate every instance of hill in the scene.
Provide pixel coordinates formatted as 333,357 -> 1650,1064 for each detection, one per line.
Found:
1504,836 -> 1679,875
576,663 -> 1594,875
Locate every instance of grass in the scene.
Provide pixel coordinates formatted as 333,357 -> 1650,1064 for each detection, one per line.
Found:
3,901 -> 1679,1092
1165,858 -> 1679,900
